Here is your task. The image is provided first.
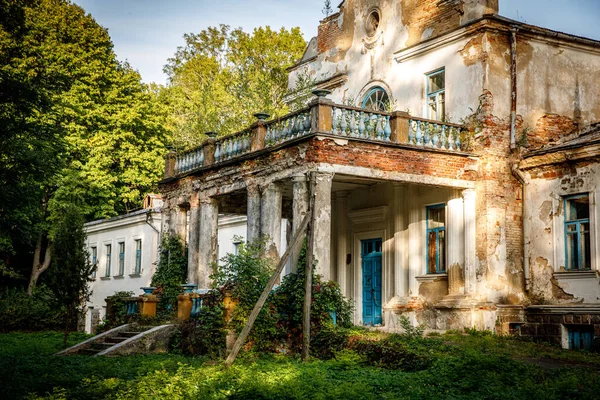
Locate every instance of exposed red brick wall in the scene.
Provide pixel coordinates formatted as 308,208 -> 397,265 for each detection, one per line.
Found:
317,14 -> 342,53
306,139 -> 477,182
472,90 -> 525,301
528,114 -> 577,150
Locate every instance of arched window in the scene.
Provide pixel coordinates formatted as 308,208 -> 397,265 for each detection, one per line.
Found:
361,87 -> 390,112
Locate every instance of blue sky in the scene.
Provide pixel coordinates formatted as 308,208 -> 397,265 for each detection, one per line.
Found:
71,0 -> 600,85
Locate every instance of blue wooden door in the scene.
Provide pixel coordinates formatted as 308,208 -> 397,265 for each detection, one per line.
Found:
362,238 -> 383,326
568,327 -> 594,350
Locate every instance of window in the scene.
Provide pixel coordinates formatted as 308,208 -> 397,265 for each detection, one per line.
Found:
427,69 -> 445,120
564,194 -> 591,270
426,204 -> 446,274
134,239 -> 142,274
117,242 -> 125,276
91,247 -> 97,278
365,8 -> 380,37
105,244 -> 111,277
362,87 -> 390,112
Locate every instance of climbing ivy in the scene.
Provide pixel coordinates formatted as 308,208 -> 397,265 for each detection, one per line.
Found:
151,235 -> 188,316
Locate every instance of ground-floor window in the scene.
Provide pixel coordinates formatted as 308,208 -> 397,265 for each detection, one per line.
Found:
426,204 -> 446,274
564,194 -> 591,270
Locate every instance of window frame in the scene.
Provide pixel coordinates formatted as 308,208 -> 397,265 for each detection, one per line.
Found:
90,246 -> 97,278
563,194 -> 591,271
105,244 -> 112,277
426,68 -> 445,120
361,86 -> 390,112
117,241 -> 125,276
426,203 -> 446,274
134,239 -> 142,274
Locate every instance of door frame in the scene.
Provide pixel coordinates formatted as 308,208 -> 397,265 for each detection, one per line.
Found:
353,229 -> 387,325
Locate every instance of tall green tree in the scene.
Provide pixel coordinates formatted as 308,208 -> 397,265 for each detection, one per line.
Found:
0,0 -> 167,292
45,205 -> 94,346
162,25 -> 306,150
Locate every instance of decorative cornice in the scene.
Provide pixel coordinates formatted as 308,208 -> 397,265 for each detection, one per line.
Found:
348,206 -> 388,224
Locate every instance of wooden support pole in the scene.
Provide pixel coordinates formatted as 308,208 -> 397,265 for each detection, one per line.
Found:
224,212 -> 310,367
302,172 -> 317,362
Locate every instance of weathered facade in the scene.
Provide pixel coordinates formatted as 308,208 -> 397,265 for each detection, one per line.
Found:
159,0 -> 600,348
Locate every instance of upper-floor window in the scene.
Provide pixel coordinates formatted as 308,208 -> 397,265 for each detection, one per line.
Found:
427,69 -> 445,120
362,86 -> 390,112
117,242 -> 125,276
426,204 -> 446,274
564,194 -> 591,270
105,244 -> 111,277
90,247 -> 97,278
134,239 -> 142,274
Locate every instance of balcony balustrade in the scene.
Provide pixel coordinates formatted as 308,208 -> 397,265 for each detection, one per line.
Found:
165,96 -> 471,178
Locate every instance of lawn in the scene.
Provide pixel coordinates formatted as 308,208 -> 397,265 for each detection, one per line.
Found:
1,330 -> 599,399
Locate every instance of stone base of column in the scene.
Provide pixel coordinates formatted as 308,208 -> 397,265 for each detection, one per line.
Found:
435,294 -> 478,309
384,296 -> 424,311
177,294 -> 192,321
139,295 -> 159,317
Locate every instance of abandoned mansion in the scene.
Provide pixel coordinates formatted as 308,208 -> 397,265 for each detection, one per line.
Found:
158,0 -> 600,349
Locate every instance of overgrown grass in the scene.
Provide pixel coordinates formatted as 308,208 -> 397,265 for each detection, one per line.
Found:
1,331 -> 599,399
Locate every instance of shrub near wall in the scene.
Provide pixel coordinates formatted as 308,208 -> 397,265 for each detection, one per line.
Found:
176,241 -> 354,357
0,286 -> 65,331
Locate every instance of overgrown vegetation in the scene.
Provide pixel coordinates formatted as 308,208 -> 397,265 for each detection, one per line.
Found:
174,240 -> 353,358
3,330 -> 600,400
0,286 -> 65,332
151,235 -> 188,316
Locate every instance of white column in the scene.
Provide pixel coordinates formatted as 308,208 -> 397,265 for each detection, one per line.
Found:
447,195 -> 465,295
407,184 -> 420,297
335,191 -> 349,296
260,182 -> 283,260
312,171 -> 333,281
246,182 -> 261,243
291,174 -> 309,273
198,196 -> 218,288
393,183 -> 408,298
463,189 -> 477,295
187,194 -> 200,284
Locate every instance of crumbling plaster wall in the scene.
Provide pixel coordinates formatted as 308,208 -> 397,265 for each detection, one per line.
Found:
289,0 -> 489,122
524,162 -> 600,304
482,29 -> 600,148
471,91 -> 525,305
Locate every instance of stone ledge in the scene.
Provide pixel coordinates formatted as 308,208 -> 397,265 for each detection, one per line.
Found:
416,274 -> 448,282
553,270 -> 599,281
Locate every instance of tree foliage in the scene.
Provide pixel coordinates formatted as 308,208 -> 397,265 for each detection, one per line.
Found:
0,0 -> 168,289
45,204 -> 94,346
162,25 -> 306,149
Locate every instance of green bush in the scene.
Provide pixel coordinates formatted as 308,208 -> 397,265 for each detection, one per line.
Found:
182,239 -> 354,358
0,285 -> 65,331
351,333 -> 432,371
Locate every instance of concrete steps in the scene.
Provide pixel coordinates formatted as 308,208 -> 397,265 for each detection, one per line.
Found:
55,324 -> 175,357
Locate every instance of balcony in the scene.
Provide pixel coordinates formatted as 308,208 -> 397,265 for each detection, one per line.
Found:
163,95 -> 472,180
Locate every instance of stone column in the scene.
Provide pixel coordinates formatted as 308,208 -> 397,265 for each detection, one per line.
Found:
393,183 -> 408,297
160,199 -> 171,237
312,171 -> 333,281
246,182 -> 261,243
187,194 -> 200,284
462,189 -> 477,295
447,195 -> 465,295
175,205 -> 188,242
260,182 -> 283,261
197,196 -> 218,288
335,191 -> 349,296
291,174 -> 309,273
